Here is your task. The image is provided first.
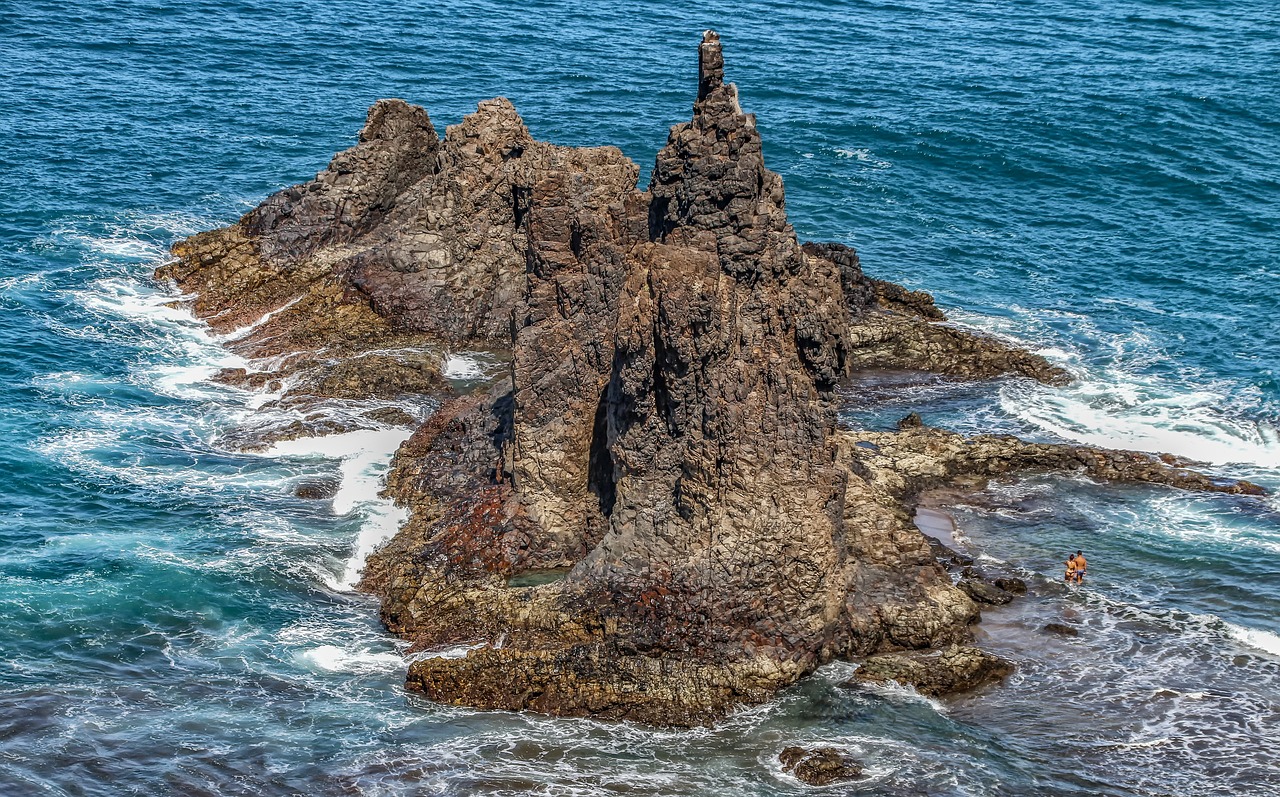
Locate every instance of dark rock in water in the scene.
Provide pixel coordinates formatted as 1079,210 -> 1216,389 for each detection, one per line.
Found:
161,29 -> 1268,726
849,644 -> 1015,696
1042,623 -> 1079,637
779,746 -> 862,786
898,411 -> 925,429
295,480 -> 339,500
925,535 -> 973,568
845,280 -> 1071,384
958,578 -> 1014,605
993,576 -> 1028,594
960,568 -> 1026,595
307,355 -> 448,400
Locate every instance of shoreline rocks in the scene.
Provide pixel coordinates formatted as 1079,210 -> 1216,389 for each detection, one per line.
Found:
848,644 -> 1016,697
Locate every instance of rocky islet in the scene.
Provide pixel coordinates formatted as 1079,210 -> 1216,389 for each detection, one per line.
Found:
158,32 -> 1264,726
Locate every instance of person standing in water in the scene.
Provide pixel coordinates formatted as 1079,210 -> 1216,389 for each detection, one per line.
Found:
1065,553 -> 1078,584
1074,550 -> 1087,584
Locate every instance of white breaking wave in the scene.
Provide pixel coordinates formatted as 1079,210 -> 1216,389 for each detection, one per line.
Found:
56,219 -> 421,597
937,307 -> 1280,470
264,429 -> 414,590
74,275 -> 250,400
1224,622 -> 1280,658
218,295 -> 305,343
298,644 -> 406,674
1001,376 -> 1280,469
441,352 -> 487,380
1140,492 -> 1280,556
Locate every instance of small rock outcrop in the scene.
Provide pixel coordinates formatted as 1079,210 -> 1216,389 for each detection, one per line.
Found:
158,31 -> 1265,726
959,578 -> 1015,606
779,746 -> 863,786
849,644 -> 1016,697
1043,623 -> 1080,637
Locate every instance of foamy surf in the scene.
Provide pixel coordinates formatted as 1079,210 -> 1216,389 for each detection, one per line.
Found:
441,352 -> 488,380
264,429 -> 414,591
1224,621 -> 1280,658
1001,376 -> 1280,469
298,645 -> 406,674
937,306 -> 1280,471
58,219 -> 422,597
218,295 -> 305,343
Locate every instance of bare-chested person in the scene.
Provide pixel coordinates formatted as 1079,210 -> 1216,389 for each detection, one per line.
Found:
1074,550 -> 1087,584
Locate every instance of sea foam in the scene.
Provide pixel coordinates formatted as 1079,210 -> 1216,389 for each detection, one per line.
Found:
264,429 -> 414,590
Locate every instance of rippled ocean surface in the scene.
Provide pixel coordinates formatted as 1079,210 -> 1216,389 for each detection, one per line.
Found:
2,1 -> 1278,795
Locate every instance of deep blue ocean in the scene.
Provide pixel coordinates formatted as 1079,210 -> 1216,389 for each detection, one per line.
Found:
2,2 -> 1278,795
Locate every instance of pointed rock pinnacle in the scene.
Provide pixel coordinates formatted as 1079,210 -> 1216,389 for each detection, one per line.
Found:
698,30 -> 724,101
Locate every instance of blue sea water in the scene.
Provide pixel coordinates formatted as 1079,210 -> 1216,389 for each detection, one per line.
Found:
2,1 -> 1279,794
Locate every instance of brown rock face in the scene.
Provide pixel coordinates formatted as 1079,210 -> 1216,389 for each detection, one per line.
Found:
159,31 -> 1264,725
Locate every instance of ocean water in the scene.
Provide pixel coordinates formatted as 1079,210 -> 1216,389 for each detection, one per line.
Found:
2,1 -> 1278,795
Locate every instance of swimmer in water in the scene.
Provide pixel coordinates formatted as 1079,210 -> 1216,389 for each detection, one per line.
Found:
1065,553 -> 1078,584
1074,550 -> 1087,584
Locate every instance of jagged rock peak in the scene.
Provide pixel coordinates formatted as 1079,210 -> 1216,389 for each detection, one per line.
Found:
695,30 -> 742,117
697,30 -> 726,101
651,30 -> 798,282
357,98 -> 438,144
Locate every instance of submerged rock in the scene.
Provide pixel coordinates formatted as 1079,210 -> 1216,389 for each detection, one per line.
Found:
849,644 -> 1015,697
1043,623 -> 1080,637
779,746 -> 863,786
161,31 -> 1266,726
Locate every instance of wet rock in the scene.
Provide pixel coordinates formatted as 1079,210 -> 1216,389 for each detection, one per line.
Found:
957,567 -> 1026,596
294,480 -> 340,500
779,746 -> 863,786
925,536 -> 974,568
849,644 -> 1015,697
1042,623 -> 1079,637
363,406 -> 420,427
958,578 -> 1014,605
306,355 -> 448,400
993,576 -> 1028,594
898,411 -> 925,429
844,425 -> 1266,503
842,282 -> 1070,384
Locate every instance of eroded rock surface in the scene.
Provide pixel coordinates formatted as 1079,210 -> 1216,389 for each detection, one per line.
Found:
779,746 -> 863,786
161,31 -> 1265,726
849,644 -> 1015,696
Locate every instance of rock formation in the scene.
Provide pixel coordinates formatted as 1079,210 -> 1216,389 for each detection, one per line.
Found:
779,746 -> 863,786
158,32 -> 1264,726
848,644 -> 1015,697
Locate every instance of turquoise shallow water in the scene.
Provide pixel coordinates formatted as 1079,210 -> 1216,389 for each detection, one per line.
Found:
1,1 -> 1278,795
